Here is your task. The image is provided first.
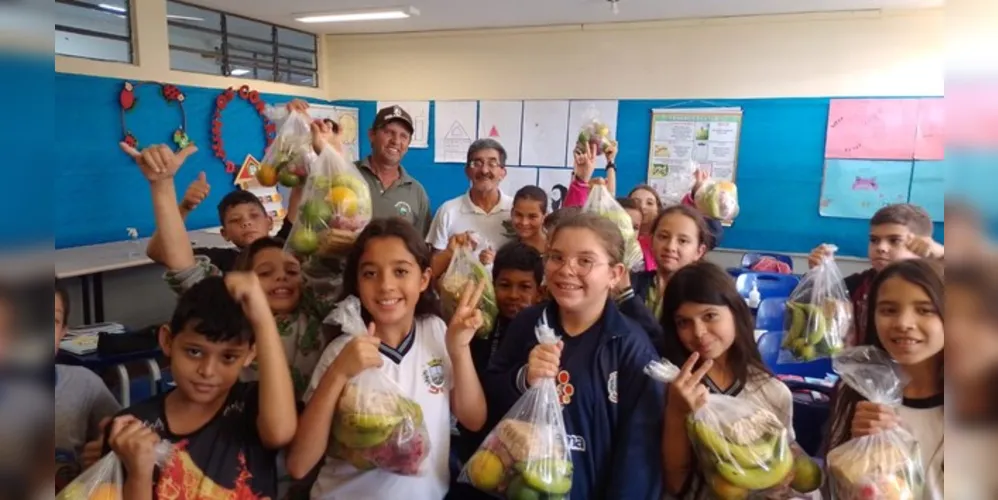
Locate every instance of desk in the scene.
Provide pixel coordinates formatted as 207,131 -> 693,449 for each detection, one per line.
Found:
55,229 -> 232,324
57,347 -> 163,406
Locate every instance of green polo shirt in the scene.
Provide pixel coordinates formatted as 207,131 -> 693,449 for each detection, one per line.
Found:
355,158 -> 431,237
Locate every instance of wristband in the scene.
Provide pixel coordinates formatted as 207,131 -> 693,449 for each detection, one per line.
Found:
606,162 -> 616,171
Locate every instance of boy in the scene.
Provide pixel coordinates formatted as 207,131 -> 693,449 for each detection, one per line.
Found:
105,273 -> 297,499
809,203 -> 943,346
54,283 -> 120,492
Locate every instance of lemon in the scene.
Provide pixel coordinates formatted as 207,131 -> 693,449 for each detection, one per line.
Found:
466,450 -> 505,491
328,186 -> 359,216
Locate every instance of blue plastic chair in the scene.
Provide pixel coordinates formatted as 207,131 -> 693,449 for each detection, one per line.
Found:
736,272 -> 800,300
755,297 -> 788,332
741,252 -> 795,270
727,267 -> 749,279
757,330 -> 834,379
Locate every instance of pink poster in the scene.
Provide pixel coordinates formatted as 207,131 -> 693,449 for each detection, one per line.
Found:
914,98 -> 944,160
824,99 -> 920,159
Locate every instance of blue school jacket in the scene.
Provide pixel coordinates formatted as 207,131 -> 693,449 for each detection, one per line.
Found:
484,299 -> 665,500
617,270 -> 665,356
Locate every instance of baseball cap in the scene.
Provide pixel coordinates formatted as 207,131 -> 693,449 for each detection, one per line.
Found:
373,105 -> 414,134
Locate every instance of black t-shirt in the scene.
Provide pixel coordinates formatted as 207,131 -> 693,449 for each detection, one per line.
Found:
106,382 -> 277,499
195,219 -> 293,273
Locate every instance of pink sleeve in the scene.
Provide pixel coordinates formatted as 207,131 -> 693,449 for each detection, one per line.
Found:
681,192 -> 695,207
563,178 -> 591,208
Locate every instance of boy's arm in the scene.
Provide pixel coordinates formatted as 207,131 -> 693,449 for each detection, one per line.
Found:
163,256 -> 221,295
147,173 -> 209,265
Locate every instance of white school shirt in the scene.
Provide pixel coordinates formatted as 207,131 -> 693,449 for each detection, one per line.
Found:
426,191 -> 513,257
897,396 -> 944,500
305,316 -> 453,500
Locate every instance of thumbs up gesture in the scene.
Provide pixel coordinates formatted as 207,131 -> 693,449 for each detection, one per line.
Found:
120,142 -> 198,184
180,171 -> 211,212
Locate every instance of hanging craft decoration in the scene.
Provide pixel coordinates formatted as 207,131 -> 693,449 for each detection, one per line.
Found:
212,85 -> 276,174
119,81 -> 191,150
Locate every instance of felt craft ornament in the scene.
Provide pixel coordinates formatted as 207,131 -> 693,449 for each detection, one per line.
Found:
211,85 -> 276,174
119,81 -> 191,150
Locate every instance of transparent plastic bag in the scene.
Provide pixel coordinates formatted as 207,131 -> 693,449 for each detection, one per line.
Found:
827,347 -> 925,500
259,110 -> 315,188
284,145 -> 373,257
327,296 -> 431,475
56,440 -> 172,500
694,179 -> 740,221
581,183 -> 644,271
459,321 -> 573,498
657,158 -> 699,207
575,117 -> 614,155
780,245 -> 852,363
645,360 -> 824,498
440,246 -> 498,339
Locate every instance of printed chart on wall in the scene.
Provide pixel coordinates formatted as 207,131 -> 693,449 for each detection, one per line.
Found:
647,108 -> 742,206
376,100 -> 430,148
478,100 -> 524,166
434,101 -> 477,163
307,104 -> 360,163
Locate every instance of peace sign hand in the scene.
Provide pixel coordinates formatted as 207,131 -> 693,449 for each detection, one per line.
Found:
445,280 -> 487,352
667,352 -> 713,417
120,142 -> 198,184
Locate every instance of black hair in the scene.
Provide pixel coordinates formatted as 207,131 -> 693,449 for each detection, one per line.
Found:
492,242 -> 544,285
217,189 -> 267,224
658,261 -> 772,385
168,276 -> 253,344
617,197 -> 641,212
513,186 -> 549,214
55,281 -> 70,325
322,118 -> 341,134
652,204 -> 717,251
628,184 -> 663,210
339,218 -> 442,323
234,236 -> 288,271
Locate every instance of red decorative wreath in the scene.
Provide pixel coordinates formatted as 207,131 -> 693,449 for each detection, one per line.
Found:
119,81 -> 190,150
211,85 -> 276,173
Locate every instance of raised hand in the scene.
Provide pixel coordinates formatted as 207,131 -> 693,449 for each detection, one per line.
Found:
80,417 -> 112,468
692,167 -> 710,194
331,323 -> 384,379
604,140 -> 618,163
573,142 -> 598,182
286,98 -> 310,114
108,416 -> 162,478
666,352 -> 713,416
311,120 -> 343,155
906,234 -> 944,259
807,243 -> 836,269
526,340 -> 563,387
120,143 -> 198,184
478,247 -> 496,266
181,171 -> 210,212
224,272 -> 269,321
446,281 -> 487,351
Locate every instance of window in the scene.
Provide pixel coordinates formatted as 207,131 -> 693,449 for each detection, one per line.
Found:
55,0 -> 134,64
166,0 -> 318,87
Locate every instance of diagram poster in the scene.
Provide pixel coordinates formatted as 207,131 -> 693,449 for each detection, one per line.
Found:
478,100 -> 523,166
434,101 -> 477,163
914,98 -> 944,160
376,100 -> 430,148
824,99 -> 919,160
819,159 -> 913,219
647,108 -> 742,206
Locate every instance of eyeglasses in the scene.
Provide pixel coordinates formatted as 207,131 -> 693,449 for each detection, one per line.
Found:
543,253 -> 608,277
468,158 -> 502,169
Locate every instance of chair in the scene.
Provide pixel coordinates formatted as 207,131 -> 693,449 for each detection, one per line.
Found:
735,272 -> 800,300
741,252 -> 794,270
755,297 -> 788,332
727,267 -> 749,279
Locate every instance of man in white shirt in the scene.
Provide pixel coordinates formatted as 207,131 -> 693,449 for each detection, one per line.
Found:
427,138 -> 514,278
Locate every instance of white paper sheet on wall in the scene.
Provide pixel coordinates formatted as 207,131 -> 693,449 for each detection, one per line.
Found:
478,100 -> 524,166
500,166 -> 539,196
434,101 -> 478,163
565,100 -> 619,170
306,104 -> 361,163
537,167 -> 573,212
521,100 -> 570,167
376,100 -> 430,148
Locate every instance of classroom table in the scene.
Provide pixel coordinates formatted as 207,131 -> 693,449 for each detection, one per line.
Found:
57,346 -> 164,407
54,229 -> 232,324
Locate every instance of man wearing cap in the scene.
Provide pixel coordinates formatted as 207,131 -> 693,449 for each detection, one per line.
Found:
427,138 -> 513,278
355,105 -> 432,236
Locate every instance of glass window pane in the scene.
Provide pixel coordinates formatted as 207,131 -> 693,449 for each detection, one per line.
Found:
228,37 -> 274,59
170,47 -> 222,75
54,0 -> 132,63
227,15 -> 272,43
277,28 -> 315,51
277,70 -> 316,87
276,46 -> 315,70
168,24 -> 221,53
166,1 -> 220,29
56,29 -> 130,63
55,2 -> 129,37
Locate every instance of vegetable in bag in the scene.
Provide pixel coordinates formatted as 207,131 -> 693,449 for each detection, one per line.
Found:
259,110 -> 314,188
645,360 -> 823,498
327,296 -> 430,475
694,179 -> 740,221
440,246 -> 498,339
780,245 -> 852,362
460,321 -> 573,498
827,347 -> 925,500
575,118 -> 614,155
581,183 -> 644,271
56,440 -> 172,500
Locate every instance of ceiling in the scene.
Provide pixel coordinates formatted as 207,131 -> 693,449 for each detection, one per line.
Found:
180,0 -> 942,35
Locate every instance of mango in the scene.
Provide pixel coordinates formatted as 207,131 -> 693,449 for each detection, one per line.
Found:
466,450 -> 505,491
255,163 -> 278,187
790,455 -> 823,493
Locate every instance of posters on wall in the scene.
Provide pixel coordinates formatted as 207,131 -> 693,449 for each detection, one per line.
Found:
305,104 -> 360,163
537,168 -> 573,212
434,101 -> 477,163
824,99 -> 921,160
521,100 -> 570,167
647,108 -> 742,206
478,100 -> 524,166
376,100 -> 430,148
908,160 -> 944,222
564,100 -> 619,170
500,167 -> 539,198
819,159 -> 913,219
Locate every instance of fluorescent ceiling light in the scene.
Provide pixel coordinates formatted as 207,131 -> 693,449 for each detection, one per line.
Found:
98,3 -> 203,22
230,69 -> 250,76
295,7 -> 419,23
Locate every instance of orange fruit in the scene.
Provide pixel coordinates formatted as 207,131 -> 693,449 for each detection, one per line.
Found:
327,186 -> 359,216
256,163 -> 278,187
88,483 -> 121,500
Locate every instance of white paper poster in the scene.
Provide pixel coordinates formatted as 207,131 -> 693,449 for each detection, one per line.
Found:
565,100 -> 619,169
520,100 -> 570,167
433,101 -> 478,163
537,168 -> 573,212
500,166 -> 539,196
305,104 -> 361,163
478,100 -> 524,166
376,100 -> 430,148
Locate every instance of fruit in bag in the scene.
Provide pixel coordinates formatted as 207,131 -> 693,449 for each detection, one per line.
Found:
289,226 -> 320,254
440,247 -> 498,339
782,299 -> 849,360
255,163 -> 279,187
694,179 -> 740,220
576,119 -> 613,154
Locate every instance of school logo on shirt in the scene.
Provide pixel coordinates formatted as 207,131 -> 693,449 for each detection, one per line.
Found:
607,371 -> 618,404
556,370 -> 574,406
566,434 -> 587,452
395,201 -> 412,218
422,358 -> 446,394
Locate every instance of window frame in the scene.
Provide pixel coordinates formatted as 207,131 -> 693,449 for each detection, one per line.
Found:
55,0 -> 135,64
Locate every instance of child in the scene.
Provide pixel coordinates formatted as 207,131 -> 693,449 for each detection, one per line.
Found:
627,184 -> 662,239
105,273 -> 298,498
809,203 -> 944,347
656,261 -> 792,499
617,197 -> 643,234
505,186 -> 549,255
823,259 -> 944,500
54,284 -> 121,492
485,212 -> 664,499
285,218 -> 488,499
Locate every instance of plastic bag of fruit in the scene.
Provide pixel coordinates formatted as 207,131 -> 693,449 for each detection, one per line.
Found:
440,246 -> 498,339
575,117 -> 614,156
644,360 -> 824,499
258,110 -> 315,188
827,346 -> 925,500
284,144 -> 373,257
326,296 -> 430,475
56,440 -> 172,500
694,178 -> 740,221
779,245 -> 852,363
581,183 -> 644,271
459,319 -> 573,498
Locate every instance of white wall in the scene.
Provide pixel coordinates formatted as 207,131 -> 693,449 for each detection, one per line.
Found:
324,8 -> 943,100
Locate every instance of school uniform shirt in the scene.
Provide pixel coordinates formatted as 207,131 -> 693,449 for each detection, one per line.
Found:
897,394 -> 944,500
614,285 -> 666,356
426,191 -> 514,259
485,300 -> 665,500
843,269 -> 877,347
305,315 -> 453,500
104,382 -> 279,499
54,365 -> 121,491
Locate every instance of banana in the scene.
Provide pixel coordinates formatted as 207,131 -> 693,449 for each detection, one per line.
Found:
715,440 -> 794,491
690,421 -> 778,469
783,303 -> 806,347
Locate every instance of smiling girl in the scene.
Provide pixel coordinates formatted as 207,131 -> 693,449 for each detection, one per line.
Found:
507,186 -> 549,254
